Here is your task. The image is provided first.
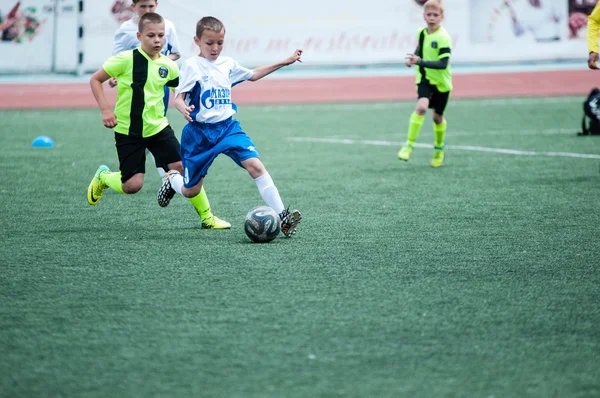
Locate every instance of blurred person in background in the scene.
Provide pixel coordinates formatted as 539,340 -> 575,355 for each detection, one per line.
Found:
587,1 -> 600,68
568,0 -> 598,39
504,0 -> 562,42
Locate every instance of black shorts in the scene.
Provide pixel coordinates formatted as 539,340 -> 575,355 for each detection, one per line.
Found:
114,125 -> 181,182
417,81 -> 451,115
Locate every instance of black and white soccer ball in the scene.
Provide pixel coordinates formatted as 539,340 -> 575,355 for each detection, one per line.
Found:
244,206 -> 281,243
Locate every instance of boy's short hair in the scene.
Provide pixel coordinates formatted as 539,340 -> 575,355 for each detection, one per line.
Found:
132,0 -> 157,4
196,16 -> 225,38
138,12 -> 164,33
423,0 -> 444,13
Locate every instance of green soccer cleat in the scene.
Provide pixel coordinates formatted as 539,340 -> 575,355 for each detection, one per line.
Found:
397,143 -> 414,161
431,145 -> 445,168
201,214 -> 231,229
87,165 -> 110,206
279,208 -> 302,237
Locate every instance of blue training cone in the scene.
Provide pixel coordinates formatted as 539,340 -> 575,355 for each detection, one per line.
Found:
32,136 -> 54,147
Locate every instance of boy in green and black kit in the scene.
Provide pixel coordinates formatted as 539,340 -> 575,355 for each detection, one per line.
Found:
398,0 -> 452,168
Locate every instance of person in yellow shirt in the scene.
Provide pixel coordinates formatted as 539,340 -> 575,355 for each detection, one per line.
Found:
587,2 -> 600,69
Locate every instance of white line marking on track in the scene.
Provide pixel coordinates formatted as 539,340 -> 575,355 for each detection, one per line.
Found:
287,137 -> 600,159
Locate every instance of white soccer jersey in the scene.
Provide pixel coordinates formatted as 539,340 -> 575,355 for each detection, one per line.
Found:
175,56 -> 253,124
112,17 -> 181,56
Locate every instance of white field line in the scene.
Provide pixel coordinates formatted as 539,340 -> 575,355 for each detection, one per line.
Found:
287,137 -> 600,159
253,96 -> 579,112
447,128 -> 576,137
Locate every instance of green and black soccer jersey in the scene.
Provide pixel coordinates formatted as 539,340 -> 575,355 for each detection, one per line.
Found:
415,27 -> 452,93
103,48 -> 179,138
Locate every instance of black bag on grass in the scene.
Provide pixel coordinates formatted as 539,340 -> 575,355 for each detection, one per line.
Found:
580,87 -> 600,136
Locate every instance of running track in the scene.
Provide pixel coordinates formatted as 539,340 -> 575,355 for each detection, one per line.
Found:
0,69 -> 596,109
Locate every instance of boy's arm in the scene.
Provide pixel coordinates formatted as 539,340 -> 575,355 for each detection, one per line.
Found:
165,20 -> 181,61
249,49 -> 303,81
417,57 -> 449,69
173,92 -> 194,123
166,21 -> 182,62
90,69 -> 117,128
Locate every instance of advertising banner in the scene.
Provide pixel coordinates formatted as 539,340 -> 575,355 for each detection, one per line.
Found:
0,0 -> 54,71
1,0 -> 594,74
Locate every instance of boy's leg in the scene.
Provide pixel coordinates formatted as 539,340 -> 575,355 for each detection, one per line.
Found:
102,170 -> 125,194
153,125 -> 230,229
87,132 -> 146,205
252,169 -> 285,214
398,111 -> 426,161
431,119 -> 446,168
222,120 -> 303,237
430,90 -> 450,168
240,157 -> 302,238
399,84 -> 429,161
158,170 -> 231,229
225,132 -> 285,213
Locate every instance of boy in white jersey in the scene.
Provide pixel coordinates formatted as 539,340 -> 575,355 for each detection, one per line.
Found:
110,1 -> 180,95
157,16 -> 302,237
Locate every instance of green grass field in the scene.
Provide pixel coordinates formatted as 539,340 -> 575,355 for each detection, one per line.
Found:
1,97 -> 600,397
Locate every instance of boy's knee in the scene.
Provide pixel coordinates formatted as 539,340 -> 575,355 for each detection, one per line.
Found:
122,183 -> 142,194
244,159 -> 266,178
169,161 -> 184,174
415,106 -> 427,115
182,185 -> 201,198
433,114 -> 444,124
121,174 -> 144,194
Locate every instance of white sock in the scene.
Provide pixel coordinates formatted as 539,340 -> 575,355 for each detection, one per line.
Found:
170,172 -> 184,195
147,150 -> 167,178
254,173 -> 284,214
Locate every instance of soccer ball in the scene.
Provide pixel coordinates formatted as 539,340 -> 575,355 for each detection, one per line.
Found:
244,206 -> 281,243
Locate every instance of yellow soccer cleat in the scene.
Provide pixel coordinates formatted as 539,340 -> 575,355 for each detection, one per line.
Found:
201,214 -> 232,229
397,143 -> 414,161
431,146 -> 445,168
87,165 -> 110,205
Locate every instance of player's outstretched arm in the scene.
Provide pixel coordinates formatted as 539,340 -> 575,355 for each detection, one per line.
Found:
174,93 -> 195,122
249,49 -> 303,82
90,69 -> 117,128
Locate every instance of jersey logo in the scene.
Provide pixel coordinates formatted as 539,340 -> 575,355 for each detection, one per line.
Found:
431,41 -> 438,49
202,75 -> 209,82
158,66 -> 168,78
201,87 -> 232,110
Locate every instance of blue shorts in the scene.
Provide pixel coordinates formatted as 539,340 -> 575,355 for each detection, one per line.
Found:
180,117 -> 259,188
